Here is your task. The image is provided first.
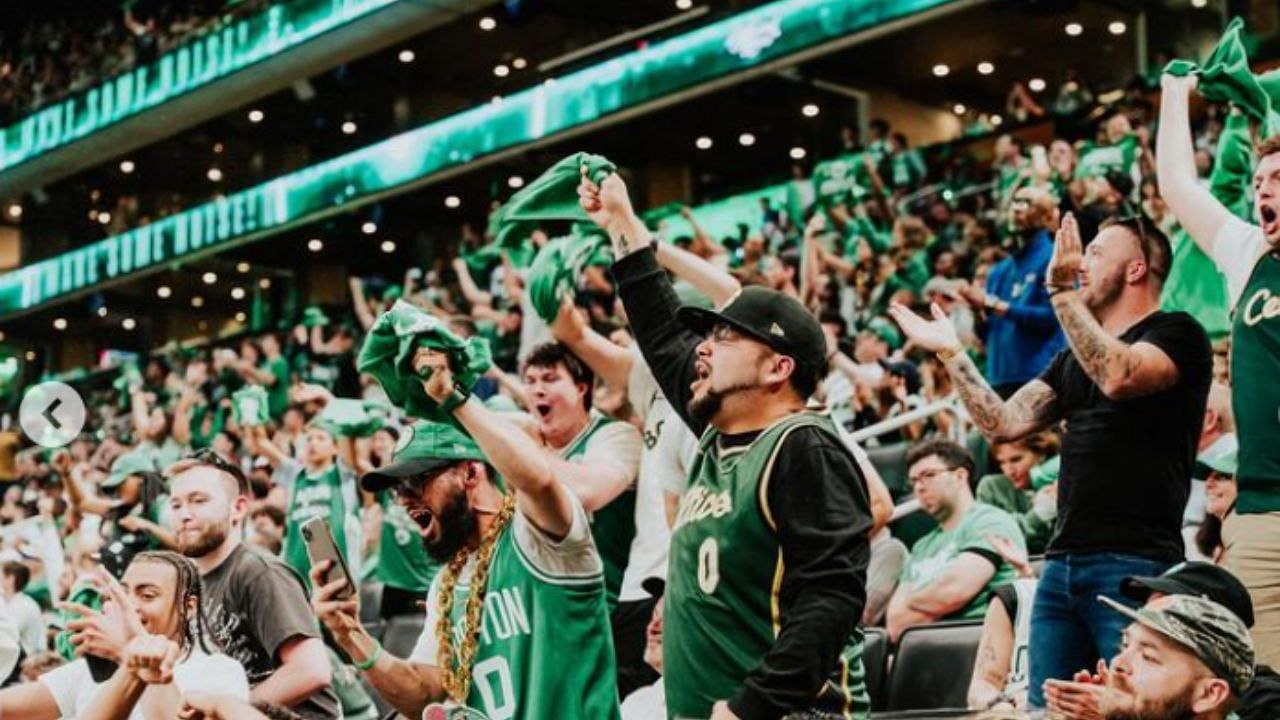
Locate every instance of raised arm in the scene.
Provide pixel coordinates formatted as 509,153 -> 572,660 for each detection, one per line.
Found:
889,302 -> 1061,442
1156,74 -> 1237,256
451,257 -> 495,311
550,296 -> 633,393
348,277 -> 377,332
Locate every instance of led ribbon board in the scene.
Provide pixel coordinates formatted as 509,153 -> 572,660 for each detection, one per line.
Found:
0,0 -> 956,318
0,0 -> 400,173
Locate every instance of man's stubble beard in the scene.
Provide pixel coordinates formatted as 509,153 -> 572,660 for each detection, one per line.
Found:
177,518 -> 231,559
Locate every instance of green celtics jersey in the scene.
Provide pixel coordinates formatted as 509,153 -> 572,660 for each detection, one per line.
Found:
1075,134 -> 1140,180
376,490 -> 440,593
416,503 -> 619,720
1232,253 -> 1280,513
812,153 -> 871,207
282,462 -> 361,586
559,412 -> 636,611
665,411 -> 869,720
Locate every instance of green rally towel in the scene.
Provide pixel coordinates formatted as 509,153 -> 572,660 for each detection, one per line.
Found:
231,385 -> 270,427
316,398 -> 391,438
356,301 -> 492,423
812,153 -> 872,207
1164,17 -> 1280,136
525,225 -> 613,323
492,152 -> 617,249
302,305 -> 330,328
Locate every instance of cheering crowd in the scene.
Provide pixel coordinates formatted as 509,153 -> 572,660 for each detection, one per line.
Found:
1,27 -> 1280,720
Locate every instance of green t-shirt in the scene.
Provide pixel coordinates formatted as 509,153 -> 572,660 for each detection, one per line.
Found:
975,475 -> 1054,555
901,502 -> 1024,621
264,356 -> 291,419
281,461 -> 362,588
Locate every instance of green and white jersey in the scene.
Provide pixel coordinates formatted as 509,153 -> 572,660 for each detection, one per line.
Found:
556,411 -> 642,611
279,459 -> 362,587
375,491 -> 440,594
900,502 -> 1024,621
1213,216 -> 1280,512
409,495 -> 620,720
1074,134 -> 1141,181
665,411 -> 869,720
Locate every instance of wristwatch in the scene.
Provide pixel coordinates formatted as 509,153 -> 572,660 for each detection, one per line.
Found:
440,382 -> 471,413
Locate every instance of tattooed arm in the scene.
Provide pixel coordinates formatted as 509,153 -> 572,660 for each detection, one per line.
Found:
968,597 -> 1017,710
889,302 -> 1061,443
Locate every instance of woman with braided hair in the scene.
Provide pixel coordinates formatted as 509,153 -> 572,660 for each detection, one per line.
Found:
0,551 -> 249,719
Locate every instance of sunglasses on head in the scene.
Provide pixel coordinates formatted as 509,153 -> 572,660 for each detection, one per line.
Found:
186,448 -> 250,496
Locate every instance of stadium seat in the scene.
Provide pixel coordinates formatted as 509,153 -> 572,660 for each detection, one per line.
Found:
362,618 -> 386,641
862,627 -> 890,711
383,615 -> 426,660
360,582 -> 384,623
884,621 -> 983,712
866,442 -> 911,496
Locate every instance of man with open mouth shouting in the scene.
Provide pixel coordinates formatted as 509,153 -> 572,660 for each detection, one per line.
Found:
1158,72 -> 1280,667
309,348 -> 619,720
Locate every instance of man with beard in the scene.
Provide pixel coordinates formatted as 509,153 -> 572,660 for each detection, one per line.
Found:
580,172 -> 873,719
166,451 -> 338,719
1158,73 -> 1280,667
310,403 -> 618,718
890,211 -> 1212,711
1093,594 -> 1253,720
958,185 -> 1065,398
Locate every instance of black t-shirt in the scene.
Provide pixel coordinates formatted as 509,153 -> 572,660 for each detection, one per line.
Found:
203,544 -> 340,720
1039,310 -> 1212,562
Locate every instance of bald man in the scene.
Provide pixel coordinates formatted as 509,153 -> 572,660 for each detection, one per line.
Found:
960,186 -> 1067,397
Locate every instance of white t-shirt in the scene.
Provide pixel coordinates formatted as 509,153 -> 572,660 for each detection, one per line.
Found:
7,591 -> 46,655
622,351 -> 698,600
0,595 -> 20,680
620,677 -> 666,720
409,493 -> 600,664
40,649 -> 249,719
1211,215 -> 1269,309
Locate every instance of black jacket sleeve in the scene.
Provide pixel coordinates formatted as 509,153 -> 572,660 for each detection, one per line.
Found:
610,248 -> 707,437
730,427 -> 873,720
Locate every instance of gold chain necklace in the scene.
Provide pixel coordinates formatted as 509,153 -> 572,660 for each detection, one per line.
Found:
435,493 -> 517,703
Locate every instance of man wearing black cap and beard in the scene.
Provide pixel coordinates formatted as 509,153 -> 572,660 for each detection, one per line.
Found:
581,172 -> 873,719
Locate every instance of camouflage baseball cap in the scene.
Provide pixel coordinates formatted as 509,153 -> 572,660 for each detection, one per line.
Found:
1099,594 -> 1255,693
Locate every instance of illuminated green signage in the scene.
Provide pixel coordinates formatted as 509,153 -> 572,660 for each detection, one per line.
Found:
0,0 -> 956,317
0,0 -> 399,173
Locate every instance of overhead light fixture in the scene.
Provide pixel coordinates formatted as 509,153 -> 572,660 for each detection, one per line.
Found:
98,211 -> 112,225
932,63 -> 950,77
991,114 -> 1004,126
1065,22 -> 1083,36
157,285 -> 172,299
445,195 -> 461,209
361,221 -> 377,235
494,64 -> 510,78
202,272 -> 217,285
119,160 -> 135,174
398,49 -> 415,63
738,132 -> 756,147
6,204 -> 20,219
676,0 -> 693,9
512,57 -> 527,70
248,109 -> 264,123
380,240 -> 396,253
1108,21 -> 1127,35
1029,78 -> 1047,92
24,351 -> 34,362
97,306 -> 108,318
977,61 -> 994,75
191,296 -> 204,308
1191,0 -> 1207,7
231,287 -> 246,300
236,261 -> 250,273
122,318 -> 136,331
801,103 -> 820,117
258,278 -> 272,289
207,167 -> 223,182
307,238 -> 324,252
953,103 -> 967,115
341,121 -> 358,135
479,16 -> 496,31
53,318 -> 67,330
695,136 -> 713,150
213,142 -> 224,154
507,176 -> 524,189
789,147 -> 807,160
235,312 -> 247,323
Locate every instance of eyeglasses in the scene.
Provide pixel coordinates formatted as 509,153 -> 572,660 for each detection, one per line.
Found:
908,466 -> 953,486
186,448 -> 249,496
392,464 -> 457,502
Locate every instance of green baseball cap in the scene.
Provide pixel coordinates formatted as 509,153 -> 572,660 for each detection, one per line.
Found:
865,317 -> 903,351
1196,446 -> 1238,478
360,421 -> 485,493
103,451 -> 157,489
1099,593 -> 1255,694
677,286 -> 827,373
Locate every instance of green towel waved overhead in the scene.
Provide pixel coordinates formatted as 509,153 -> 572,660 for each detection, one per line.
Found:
492,152 -> 616,249
231,385 -> 270,427
315,398 -> 391,438
526,226 -> 613,323
1164,17 -> 1280,136
357,301 -> 493,423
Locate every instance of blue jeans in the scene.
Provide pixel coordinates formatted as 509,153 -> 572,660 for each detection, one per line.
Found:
1027,552 -> 1173,709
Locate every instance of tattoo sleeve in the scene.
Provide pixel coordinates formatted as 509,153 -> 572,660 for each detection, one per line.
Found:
1051,292 -> 1145,395
943,352 -> 1060,442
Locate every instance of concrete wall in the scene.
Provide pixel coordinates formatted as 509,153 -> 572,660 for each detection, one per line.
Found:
864,88 -> 963,145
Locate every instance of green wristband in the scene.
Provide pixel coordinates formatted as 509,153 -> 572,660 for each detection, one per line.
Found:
354,639 -> 383,671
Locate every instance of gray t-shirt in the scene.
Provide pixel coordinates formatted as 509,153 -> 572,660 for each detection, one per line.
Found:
202,543 -> 340,720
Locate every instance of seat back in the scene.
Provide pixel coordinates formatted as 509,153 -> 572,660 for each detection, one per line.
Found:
885,621 -> 984,711
383,615 -> 426,660
866,441 -> 911,496
359,582 -> 384,624
862,627 -> 890,711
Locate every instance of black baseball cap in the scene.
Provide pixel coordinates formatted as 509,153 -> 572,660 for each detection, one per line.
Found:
1121,561 -> 1254,628
677,286 -> 827,374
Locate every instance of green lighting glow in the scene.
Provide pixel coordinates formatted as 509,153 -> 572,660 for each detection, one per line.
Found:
0,0 -> 956,317
0,0 -> 399,173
